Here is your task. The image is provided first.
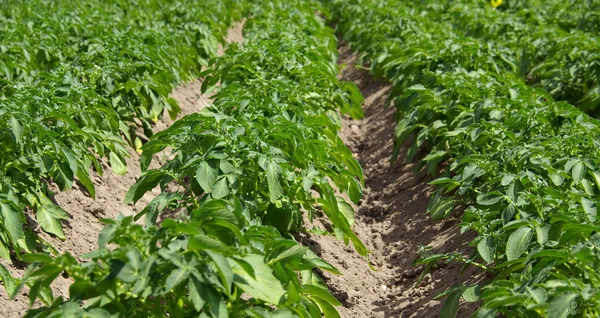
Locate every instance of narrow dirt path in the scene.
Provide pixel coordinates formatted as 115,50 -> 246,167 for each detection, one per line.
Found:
309,45 -> 485,317
0,24 -> 244,318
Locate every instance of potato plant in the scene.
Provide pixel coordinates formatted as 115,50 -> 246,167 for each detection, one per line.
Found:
323,0 -> 600,316
496,0 -> 600,35
0,0 -> 241,257
15,0 -> 365,316
412,0 -> 600,114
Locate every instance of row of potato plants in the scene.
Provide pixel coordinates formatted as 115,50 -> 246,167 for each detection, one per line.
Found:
14,0 -> 365,317
0,0 -> 241,258
324,0 -> 600,316
496,0 -> 600,35
414,0 -> 600,114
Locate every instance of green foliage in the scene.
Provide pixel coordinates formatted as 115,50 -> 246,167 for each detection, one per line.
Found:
410,0 -> 600,114
20,202 -> 341,317
17,0 -> 365,316
0,0 -> 241,258
323,0 -> 600,316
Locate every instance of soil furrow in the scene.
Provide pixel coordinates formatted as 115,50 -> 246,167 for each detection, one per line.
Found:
311,45 -> 485,317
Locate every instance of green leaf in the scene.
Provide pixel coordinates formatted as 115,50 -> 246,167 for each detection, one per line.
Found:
0,238 -> 10,260
109,152 -> 127,176
37,205 -> 68,239
428,196 -> 454,220
581,197 -> 597,222
87,308 -> 112,318
549,174 -> 564,186
302,250 -> 341,275
462,285 -> 480,302
501,174 -> 515,186
582,179 -> 595,196
303,285 -> 341,306
206,251 -> 233,296
429,177 -> 453,185
302,166 -> 319,192
188,278 -> 206,312
116,250 -> 142,284
440,289 -> 461,318
572,161 -> 585,184
591,171 -> 600,191
30,281 -> 55,306
98,223 -> 117,248
165,268 -> 189,291
0,202 -> 24,247
229,254 -> 286,305
269,244 -> 308,265
408,84 -> 426,91
76,168 -> 96,200
196,160 -> 218,193
506,226 -> 533,261
9,117 -> 23,146
266,160 -> 283,202
20,253 -> 53,264
530,250 -> 570,259
0,263 -> 17,297
548,293 -> 577,318
336,197 -> 354,226
125,170 -> 166,204
535,225 -> 550,245
474,307 -> 497,318
311,296 -> 341,318
477,193 -> 503,206
526,287 -> 547,304
423,150 -> 446,162
189,234 -> 231,254
211,177 -> 230,199
347,179 -> 362,204
477,237 -> 496,264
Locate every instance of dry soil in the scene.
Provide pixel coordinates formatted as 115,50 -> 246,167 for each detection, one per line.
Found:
303,45 -> 485,318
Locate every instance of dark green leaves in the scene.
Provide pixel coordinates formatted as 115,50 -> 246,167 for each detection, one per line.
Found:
16,1 -> 368,317
0,0 -> 241,260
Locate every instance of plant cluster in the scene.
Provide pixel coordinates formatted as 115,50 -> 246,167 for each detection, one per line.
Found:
0,0 -> 240,257
492,0 -> 600,35
15,0 -> 365,316
323,0 -> 600,316
412,0 -> 600,114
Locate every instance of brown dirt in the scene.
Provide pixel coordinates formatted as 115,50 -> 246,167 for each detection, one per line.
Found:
0,24 -> 244,318
304,45 -> 487,317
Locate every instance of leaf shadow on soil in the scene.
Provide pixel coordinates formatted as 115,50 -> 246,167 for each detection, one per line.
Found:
308,44 -> 491,318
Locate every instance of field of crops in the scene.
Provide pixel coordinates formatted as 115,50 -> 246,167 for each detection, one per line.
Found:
1,0 -> 599,317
